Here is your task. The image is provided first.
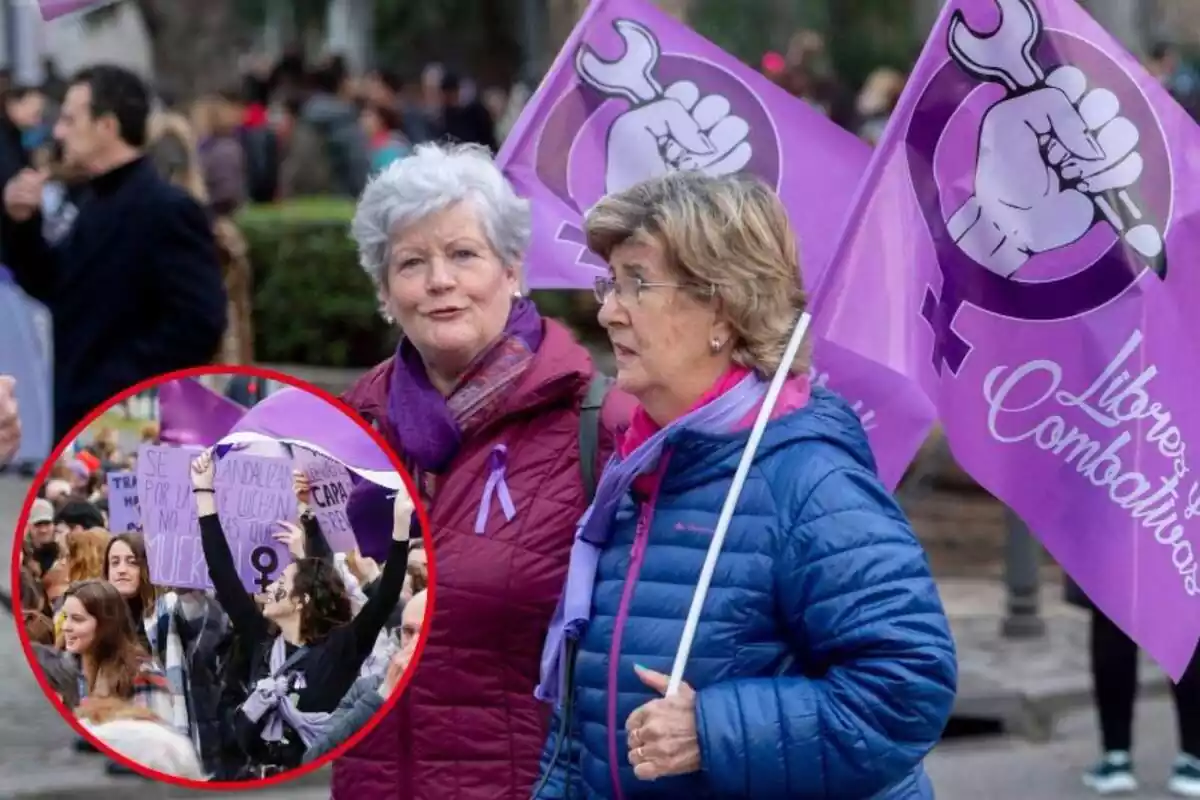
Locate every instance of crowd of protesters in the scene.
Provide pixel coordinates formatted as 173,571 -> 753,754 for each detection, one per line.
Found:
16,423 -> 428,781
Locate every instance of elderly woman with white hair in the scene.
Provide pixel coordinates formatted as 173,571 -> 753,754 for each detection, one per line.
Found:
533,171 -> 956,799
331,142 -> 633,800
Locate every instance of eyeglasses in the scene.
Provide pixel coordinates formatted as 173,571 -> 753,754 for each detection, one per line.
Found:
593,275 -> 713,305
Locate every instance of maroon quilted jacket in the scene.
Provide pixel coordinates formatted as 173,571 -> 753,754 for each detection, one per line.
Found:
332,319 -> 632,799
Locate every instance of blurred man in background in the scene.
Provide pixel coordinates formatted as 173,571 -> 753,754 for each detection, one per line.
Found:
2,65 -> 226,441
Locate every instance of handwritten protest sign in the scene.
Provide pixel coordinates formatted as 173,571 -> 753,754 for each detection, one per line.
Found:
293,447 -> 357,553
137,445 -> 205,590
106,471 -> 141,533
137,444 -> 295,593
213,452 -> 296,592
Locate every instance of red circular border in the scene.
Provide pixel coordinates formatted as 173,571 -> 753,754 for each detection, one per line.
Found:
8,363 -> 437,792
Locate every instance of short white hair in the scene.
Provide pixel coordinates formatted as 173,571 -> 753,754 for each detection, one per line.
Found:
351,142 -> 531,291
82,719 -> 206,780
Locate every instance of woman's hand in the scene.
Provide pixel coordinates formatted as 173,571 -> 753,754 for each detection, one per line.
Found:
625,665 -> 702,781
190,449 -> 215,491
293,470 -> 312,507
392,487 -> 415,543
272,521 -> 306,561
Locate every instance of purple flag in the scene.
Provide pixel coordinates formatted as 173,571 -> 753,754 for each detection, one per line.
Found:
495,0 -> 931,487
813,0 -> 1200,679
159,378 -> 247,447
38,0 -> 120,21
219,387 -> 403,490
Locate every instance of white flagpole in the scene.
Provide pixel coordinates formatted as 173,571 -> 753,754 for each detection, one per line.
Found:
666,309 -> 813,697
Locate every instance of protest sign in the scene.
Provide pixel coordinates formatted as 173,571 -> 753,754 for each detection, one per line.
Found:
294,447 -> 357,554
137,444 -> 295,593
213,452 -> 296,593
493,0 -> 932,487
812,0 -> 1200,678
138,445 -> 206,590
0,269 -> 52,462
106,471 -> 141,533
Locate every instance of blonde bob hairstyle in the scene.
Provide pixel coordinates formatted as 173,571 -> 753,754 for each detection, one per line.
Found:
585,170 -> 809,375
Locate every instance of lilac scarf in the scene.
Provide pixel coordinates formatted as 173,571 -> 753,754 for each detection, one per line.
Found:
388,296 -> 543,472
535,373 -> 769,706
239,636 -> 332,748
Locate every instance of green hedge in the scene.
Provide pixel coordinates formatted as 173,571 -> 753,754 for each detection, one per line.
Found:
238,200 -> 596,368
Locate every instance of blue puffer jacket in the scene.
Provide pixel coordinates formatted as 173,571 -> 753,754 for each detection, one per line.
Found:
535,387 -> 957,799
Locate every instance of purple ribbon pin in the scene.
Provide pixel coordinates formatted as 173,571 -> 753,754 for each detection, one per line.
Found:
474,445 -> 516,534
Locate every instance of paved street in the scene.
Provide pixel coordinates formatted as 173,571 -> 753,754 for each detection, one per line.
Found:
927,697 -> 1187,799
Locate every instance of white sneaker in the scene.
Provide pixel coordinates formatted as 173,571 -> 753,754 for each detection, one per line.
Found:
1169,754 -> 1200,798
1082,751 -> 1138,795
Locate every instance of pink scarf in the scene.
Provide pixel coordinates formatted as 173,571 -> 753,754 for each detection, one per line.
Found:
622,365 -> 811,496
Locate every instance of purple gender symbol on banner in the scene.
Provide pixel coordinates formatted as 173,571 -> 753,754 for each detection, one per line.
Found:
907,30 -> 1172,376
535,52 -> 781,271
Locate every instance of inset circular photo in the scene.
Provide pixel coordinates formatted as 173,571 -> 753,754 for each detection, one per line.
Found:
11,366 -> 433,790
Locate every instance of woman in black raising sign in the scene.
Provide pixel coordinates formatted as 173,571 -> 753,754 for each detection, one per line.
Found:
189,449 -> 412,777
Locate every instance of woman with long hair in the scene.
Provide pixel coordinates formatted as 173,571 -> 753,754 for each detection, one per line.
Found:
190,449 -> 413,777
104,533 -> 159,648
104,532 -> 232,778
58,580 -> 177,729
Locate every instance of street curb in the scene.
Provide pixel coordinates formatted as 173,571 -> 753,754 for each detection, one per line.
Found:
951,668 -> 1168,742
4,765 -> 330,799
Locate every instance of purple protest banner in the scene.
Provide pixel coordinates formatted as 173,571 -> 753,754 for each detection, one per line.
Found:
106,471 -> 141,533
812,0 -> 1200,679
137,444 -> 295,593
220,387 -> 402,490
37,0 -> 121,21
494,0 -> 931,487
160,377 -> 247,447
293,447 -> 357,554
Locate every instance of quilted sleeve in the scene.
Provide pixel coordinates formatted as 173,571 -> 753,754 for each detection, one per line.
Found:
694,466 -> 957,799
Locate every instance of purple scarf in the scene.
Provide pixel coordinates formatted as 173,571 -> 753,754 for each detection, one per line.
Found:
388,296 -> 543,472
535,373 -> 768,706
346,297 -> 544,559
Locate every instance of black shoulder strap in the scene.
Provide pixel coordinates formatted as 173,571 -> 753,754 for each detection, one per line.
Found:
578,374 -> 612,503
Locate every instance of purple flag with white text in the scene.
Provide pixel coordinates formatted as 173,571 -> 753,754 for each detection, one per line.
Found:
812,0 -> 1200,678
495,0 -> 934,488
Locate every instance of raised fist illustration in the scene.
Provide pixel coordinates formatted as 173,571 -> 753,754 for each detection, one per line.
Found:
948,65 -> 1147,278
604,80 -> 752,196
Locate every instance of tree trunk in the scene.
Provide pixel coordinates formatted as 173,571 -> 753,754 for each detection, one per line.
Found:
135,0 -> 247,101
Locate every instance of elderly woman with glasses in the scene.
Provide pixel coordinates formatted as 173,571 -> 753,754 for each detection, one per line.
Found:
534,171 -> 956,799
331,142 -> 633,800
